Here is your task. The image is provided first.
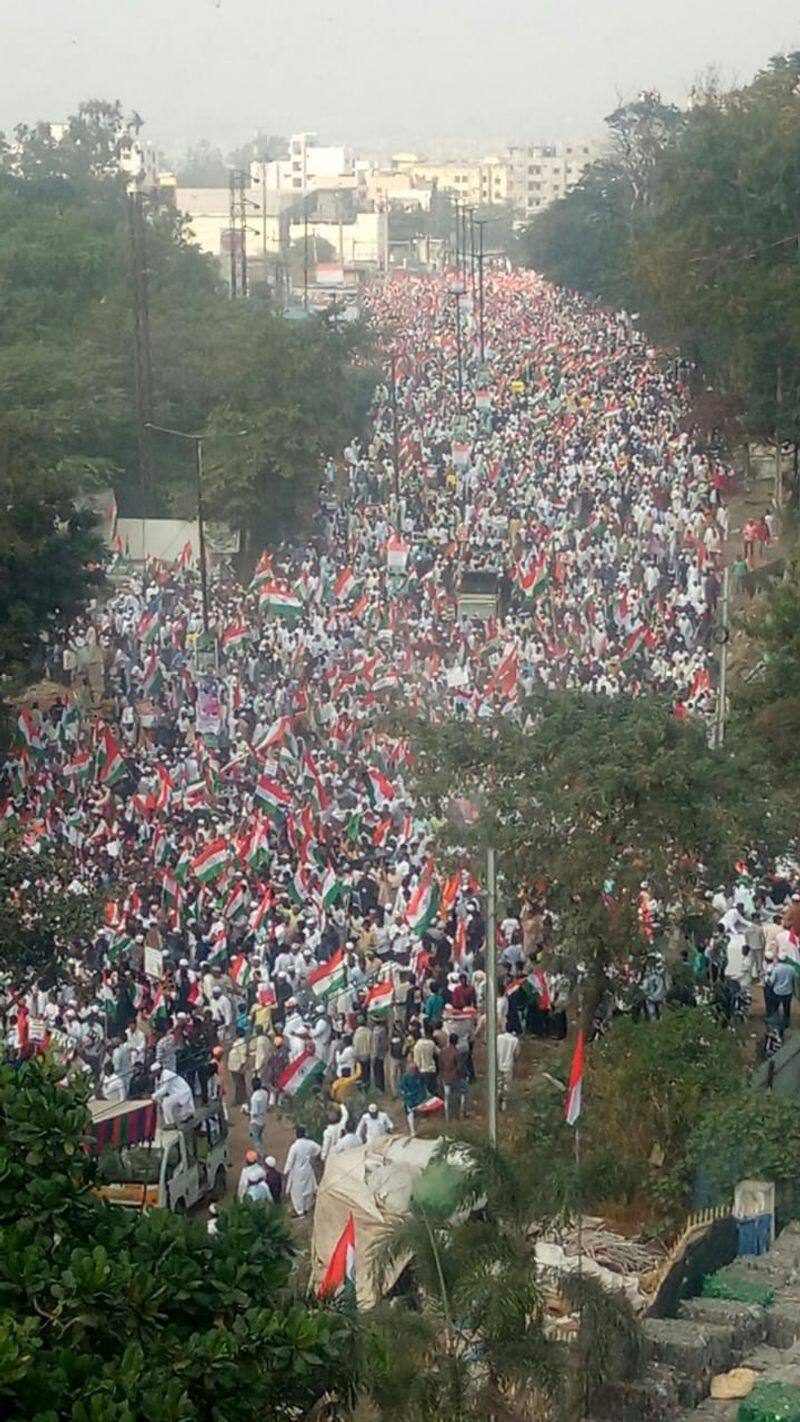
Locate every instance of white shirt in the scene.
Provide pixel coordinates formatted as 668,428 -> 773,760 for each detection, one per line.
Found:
357,1109 -> 393,1144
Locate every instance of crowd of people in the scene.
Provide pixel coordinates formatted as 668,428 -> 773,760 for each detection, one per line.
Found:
1,266 -> 779,1213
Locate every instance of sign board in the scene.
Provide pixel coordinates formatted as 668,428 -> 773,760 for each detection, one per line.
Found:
144,945 -> 164,980
452,441 -> 470,471
196,678 -> 223,736
193,632 -> 219,677
509,379 -> 526,394
475,388 -> 491,411
220,229 -> 242,255
386,536 -> 410,573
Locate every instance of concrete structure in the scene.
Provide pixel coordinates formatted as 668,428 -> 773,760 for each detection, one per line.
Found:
252,131 -> 361,199
507,142 -> 601,217
391,152 -> 511,208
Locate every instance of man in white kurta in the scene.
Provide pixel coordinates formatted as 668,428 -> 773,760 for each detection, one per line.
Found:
283,1126 -> 322,1215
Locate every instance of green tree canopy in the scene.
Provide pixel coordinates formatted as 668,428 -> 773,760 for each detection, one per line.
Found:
519,55 -> 800,445
0,1058 -> 358,1420
411,691 -> 784,982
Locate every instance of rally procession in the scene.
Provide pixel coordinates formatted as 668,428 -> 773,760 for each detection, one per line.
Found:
1,269 -> 742,1175
2,259 -> 794,1293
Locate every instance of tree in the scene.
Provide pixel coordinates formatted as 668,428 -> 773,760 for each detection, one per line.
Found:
363,1143 -> 564,1421
733,561 -> 800,773
689,1086 -> 800,1211
0,842 -> 103,994
0,100 -> 370,566
411,692 -> 785,1000
176,140 -> 228,187
0,1057 -> 359,1420
200,313 -> 375,554
518,91 -> 683,306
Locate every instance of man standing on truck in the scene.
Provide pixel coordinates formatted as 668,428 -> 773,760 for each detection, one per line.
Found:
150,1063 -> 194,1126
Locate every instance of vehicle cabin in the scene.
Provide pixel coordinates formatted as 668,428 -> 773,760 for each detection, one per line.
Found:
89,1097 -> 229,1213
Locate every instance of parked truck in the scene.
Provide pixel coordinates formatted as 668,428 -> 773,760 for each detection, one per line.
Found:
89,1097 -> 229,1213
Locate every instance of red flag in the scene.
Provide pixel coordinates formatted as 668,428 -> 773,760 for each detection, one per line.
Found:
564,1031 -> 584,1126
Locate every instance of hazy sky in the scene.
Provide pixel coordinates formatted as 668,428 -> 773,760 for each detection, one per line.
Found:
3,0 -> 797,157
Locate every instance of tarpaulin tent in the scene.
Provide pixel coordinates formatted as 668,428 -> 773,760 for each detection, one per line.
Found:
311,1136 -> 446,1307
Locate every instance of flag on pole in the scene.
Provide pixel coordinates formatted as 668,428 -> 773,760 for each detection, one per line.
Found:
333,567 -> 357,601
363,981 -> 393,1015
276,1046 -> 325,1099
191,838 -> 229,884
564,1030 -> 585,1126
260,582 -> 303,618
365,767 -> 395,807
96,725 -> 126,787
230,954 -> 252,989
318,1212 -> 356,1300
222,620 -> 249,653
320,866 -> 340,910
254,773 -> 292,821
308,949 -> 345,1001
406,870 -> 440,937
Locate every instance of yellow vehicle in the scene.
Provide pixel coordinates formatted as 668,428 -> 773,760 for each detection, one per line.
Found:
89,1098 -> 229,1213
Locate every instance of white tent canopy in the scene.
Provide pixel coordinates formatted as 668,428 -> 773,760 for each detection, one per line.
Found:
311,1135 -> 443,1308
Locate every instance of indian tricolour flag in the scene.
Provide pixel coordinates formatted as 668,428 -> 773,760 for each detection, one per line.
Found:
137,608 -> 159,646
564,1030 -> 585,1126
531,553 -> 550,600
230,954 -> 252,989
260,582 -> 303,619
63,750 -> 93,785
333,566 -> 357,601
365,767 -> 395,808
142,649 -> 164,699
277,1046 -> 325,1099
222,620 -> 249,653
318,1212 -> 356,1300
97,726 -> 126,787
406,872 -> 440,937
191,838 -> 229,884
308,949 -> 345,1001
254,773 -> 292,822
320,867 -> 340,910
364,981 -> 393,1016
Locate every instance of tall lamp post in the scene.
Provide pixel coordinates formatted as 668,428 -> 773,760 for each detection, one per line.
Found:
146,423 -> 250,634
475,217 -> 488,363
447,796 -> 498,1148
450,283 -> 465,414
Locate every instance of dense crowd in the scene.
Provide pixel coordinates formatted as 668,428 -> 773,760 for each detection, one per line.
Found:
1,268 -> 771,1209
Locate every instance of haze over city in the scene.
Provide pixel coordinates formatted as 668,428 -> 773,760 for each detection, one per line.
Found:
2,0 -> 797,153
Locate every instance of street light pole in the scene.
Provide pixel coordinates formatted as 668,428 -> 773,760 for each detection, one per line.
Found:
194,437 -> 210,633
453,290 -> 464,414
713,565 -> 731,750
228,171 -> 238,298
476,218 -> 487,363
303,194 -> 310,310
390,347 -> 401,513
485,845 -> 498,1148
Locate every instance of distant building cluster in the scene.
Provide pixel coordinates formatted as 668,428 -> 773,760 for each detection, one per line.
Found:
30,119 -> 600,303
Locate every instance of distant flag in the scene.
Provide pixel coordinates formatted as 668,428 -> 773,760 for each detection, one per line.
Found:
307,949 -> 345,1001
333,567 -> 357,601
191,838 -> 229,885
564,1031 -> 585,1127
318,1212 -> 357,1300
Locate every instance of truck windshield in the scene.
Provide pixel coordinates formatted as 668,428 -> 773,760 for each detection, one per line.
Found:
97,1146 -> 162,1186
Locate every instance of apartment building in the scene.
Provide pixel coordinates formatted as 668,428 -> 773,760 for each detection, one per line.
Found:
507,142 -> 600,217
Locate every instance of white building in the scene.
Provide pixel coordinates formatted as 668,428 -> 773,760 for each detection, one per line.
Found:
253,131 -> 359,198
507,142 -> 601,218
